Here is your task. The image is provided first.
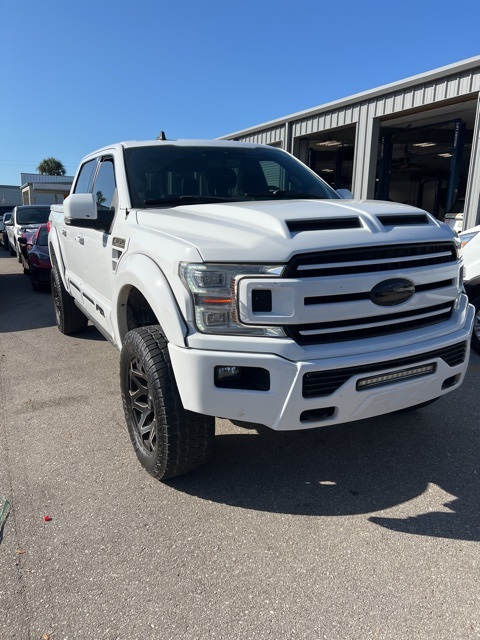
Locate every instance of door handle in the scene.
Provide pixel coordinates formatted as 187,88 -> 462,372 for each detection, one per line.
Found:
74,235 -> 85,245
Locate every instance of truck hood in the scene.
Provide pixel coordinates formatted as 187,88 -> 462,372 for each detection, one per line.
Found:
135,198 -> 453,262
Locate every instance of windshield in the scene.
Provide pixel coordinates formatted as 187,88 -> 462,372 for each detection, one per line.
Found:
125,144 -> 340,208
16,207 -> 51,225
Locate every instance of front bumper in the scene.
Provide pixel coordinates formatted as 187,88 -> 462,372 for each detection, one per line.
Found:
169,303 -> 475,431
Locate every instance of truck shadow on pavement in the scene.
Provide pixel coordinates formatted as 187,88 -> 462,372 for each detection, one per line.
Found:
169,391 -> 480,542
0,272 -> 57,332
0,270 -> 105,340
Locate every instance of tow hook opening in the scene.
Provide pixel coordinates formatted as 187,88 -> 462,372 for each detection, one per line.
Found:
300,407 -> 336,423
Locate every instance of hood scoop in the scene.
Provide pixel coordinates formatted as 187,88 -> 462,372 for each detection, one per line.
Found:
377,214 -> 430,226
286,217 -> 361,234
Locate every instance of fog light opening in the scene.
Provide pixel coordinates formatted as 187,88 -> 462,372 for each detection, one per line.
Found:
214,366 -> 270,391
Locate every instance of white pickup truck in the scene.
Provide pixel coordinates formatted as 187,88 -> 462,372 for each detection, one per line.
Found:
49,139 -> 474,480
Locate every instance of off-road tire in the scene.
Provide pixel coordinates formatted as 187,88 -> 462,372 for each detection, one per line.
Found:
120,326 -> 215,480
51,265 -> 88,334
471,294 -> 480,355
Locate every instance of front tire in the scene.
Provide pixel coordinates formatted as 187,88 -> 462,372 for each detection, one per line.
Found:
120,326 -> 215,480
471,294 -> 480,355
51,265 -> 88,334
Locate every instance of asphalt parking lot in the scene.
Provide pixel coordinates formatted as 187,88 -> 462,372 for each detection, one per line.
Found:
1,248 -> 479,640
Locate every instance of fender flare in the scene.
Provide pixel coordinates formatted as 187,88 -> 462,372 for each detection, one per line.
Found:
113,253 -> 188,348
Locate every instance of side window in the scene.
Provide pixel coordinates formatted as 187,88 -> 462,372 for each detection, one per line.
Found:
73,159 -> 97,194
92,158 -> 116,209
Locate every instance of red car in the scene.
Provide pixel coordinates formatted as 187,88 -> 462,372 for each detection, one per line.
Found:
18,224 -> 52,291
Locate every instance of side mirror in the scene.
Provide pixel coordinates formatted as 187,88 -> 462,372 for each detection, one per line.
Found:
18,237 -> 28,245
64,193 -> 98,224
4,219 -> 13,226
336,189 -> 353,199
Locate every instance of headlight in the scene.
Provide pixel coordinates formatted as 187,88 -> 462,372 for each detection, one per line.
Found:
459,230 -> 478,247
180,262 -> 286,336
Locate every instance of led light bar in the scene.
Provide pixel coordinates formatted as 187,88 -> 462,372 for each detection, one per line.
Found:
356,364 -> 436,390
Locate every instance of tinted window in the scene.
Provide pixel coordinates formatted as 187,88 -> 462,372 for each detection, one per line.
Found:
16,207 -> 51,225
92,158 -> 116,209
74,159 -> 97,194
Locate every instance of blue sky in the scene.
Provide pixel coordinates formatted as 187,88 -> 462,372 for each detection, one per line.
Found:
1,0 -> 479,185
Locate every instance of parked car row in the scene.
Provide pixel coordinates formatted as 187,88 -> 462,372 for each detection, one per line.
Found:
18,224 -> 52,290
2,208 -> 52,291
1,211 -> 13,249
3,204 -> 51,259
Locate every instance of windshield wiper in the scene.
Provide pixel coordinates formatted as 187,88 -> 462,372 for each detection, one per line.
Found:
144,195 -> 233,207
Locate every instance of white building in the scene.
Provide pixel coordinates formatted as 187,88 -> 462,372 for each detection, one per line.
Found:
222,56 -> 480,230
20,173 -> 73,205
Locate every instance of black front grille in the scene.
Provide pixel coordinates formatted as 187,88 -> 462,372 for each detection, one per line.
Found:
285,242 -> 457,278
302,341 -> 467,398
287,302 -> 453,345
304,279 -> 453,306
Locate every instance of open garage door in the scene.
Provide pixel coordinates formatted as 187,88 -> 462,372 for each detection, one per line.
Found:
376,118 -> 471,221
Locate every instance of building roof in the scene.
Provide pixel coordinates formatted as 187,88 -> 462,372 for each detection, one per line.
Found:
20,173 -> 74,186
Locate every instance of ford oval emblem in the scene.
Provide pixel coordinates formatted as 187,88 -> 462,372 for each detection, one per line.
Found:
370,278 -> 415,306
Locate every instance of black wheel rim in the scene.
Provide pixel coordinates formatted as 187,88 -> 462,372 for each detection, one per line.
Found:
128,357 -> 157,454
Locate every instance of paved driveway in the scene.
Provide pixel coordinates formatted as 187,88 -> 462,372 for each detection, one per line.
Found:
1,250 -> 479,640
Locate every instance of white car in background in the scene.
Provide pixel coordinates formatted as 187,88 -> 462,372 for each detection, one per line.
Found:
460,224 -> 480,354
5,205 -> 51,259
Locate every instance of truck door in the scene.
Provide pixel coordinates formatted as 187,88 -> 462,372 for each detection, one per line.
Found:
61,158 -> 98,293
74,156 -> 118,339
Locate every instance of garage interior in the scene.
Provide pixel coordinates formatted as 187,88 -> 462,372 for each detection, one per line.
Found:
303,98 -> 476,221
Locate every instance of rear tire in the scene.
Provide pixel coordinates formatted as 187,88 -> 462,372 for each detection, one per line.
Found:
51,265 -> 88,334
471,294 -> 480,355
120,326 -> 215,480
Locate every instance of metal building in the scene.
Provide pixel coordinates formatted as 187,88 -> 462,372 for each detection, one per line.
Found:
221,56 -> 480,231
20,173 -> 74,205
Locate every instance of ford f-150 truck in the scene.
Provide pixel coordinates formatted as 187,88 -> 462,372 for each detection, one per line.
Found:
48,139 -> 474,480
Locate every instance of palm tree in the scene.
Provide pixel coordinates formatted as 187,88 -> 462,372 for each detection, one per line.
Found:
37,157 -> 66,176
